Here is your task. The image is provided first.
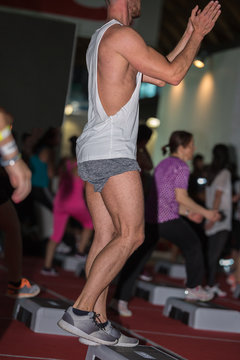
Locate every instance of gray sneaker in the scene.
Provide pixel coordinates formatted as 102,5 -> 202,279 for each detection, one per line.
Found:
6,278 -> 40,299
57,307 -> 118,345
79,321 -> 139,347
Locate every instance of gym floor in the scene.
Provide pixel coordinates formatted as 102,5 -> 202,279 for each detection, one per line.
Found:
0,255 -> 240,360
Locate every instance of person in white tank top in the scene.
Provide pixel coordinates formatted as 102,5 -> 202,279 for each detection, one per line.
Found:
58,0 -> 221,346
76,18 -> 142,162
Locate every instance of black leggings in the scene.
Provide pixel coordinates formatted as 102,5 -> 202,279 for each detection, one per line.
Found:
158,218 -> 205,288
114,217 -> 205,301
207,230 -> 229,286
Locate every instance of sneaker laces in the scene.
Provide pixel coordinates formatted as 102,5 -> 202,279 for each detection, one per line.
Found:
92,312 -> 106,330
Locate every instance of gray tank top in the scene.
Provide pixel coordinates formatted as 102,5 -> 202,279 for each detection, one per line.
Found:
76,19 -> 142,162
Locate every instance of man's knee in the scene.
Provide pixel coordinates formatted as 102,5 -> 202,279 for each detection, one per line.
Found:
134,229 -> 145,250
94,226 -> 116,246
119,226 -> 145,252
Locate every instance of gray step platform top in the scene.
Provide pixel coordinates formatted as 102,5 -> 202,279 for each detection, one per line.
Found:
13,297 -> 74,336
154,260 -> 186,280
163,297 -> 240,333
136,280 -> 185,305
63,255 -> 86,272
86,345 -> 187,360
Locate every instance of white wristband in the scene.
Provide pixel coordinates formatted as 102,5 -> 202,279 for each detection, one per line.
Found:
0,126 -> 11,141
0,153 -> 21,167
0,140 -> 18,157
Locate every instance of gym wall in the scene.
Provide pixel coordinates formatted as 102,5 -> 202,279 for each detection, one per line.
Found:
0,10 -> 76,137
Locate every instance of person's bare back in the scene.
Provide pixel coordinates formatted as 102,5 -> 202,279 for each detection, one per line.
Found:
97,24 -> 138,117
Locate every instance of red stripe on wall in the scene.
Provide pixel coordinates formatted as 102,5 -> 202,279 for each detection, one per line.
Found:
0,0 -> 107,20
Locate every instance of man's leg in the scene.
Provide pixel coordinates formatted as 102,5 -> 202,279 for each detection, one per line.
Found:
82,181 -> 116,321
58,170 -> 144,344
114,223 -> 159,303
73,170 -> 144,315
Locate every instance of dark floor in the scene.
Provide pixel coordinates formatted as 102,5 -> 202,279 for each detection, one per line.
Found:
0,253 -> 240,360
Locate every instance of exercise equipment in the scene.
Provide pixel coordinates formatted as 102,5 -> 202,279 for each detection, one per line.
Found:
233,284 -> 240,299
13,297 -> 74,336
136,280 -> 185,305
154,259 -> 186,280
63,255 -> 86,272
85,344 -> 187,360
163,297 -> 240,333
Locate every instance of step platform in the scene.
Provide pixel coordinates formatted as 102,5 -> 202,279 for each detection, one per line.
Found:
86,344 -> 187,360
75,259 -> 86,277
154,259 -> 186,279
163,297 -> 240,333
233,284 -> 240,299
63,255 -> 86,272
136,280 -> 185,305
13,297 -> 74,336
54,251 -> 68,264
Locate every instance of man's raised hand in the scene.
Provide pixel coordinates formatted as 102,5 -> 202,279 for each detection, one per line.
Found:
191,1 -> 221,38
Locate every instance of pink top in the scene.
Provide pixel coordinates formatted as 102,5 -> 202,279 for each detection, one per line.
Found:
145,157 -> 190,223
54,159 -> 85,206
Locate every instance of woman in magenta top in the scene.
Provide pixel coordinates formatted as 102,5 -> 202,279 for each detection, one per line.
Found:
145,131 -> 220,301
111,131 -> 220,313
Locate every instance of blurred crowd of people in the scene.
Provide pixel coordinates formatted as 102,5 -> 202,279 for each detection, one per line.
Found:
1,117 -> 240,311
110,126 -> 240,315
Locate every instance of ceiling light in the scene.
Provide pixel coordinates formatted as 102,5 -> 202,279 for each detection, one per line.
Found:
146,117 -> 160,129
193,58 -> 205,68
65,104 -> 73,116
193,51 -> 208,69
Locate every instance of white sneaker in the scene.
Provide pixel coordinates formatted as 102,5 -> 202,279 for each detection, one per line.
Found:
56,242 -> 71,254
75,252 -> 87,261
40,267 -> 59,276
139,273 -> 153,282
205,285 -> 227,297
185,285 -> 214,302
109,299 -> 132,317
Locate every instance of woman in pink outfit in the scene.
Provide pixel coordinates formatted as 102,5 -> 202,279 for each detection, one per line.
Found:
42,136 -> 93,275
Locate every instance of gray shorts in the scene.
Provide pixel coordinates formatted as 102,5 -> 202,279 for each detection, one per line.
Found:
78,158 -> 140,192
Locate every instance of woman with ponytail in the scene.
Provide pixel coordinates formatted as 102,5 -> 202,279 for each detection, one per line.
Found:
110,131 -> 221,316
145,131 -> 220,301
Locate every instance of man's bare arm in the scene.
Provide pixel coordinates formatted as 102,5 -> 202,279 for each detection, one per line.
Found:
166,6 -> 199,63
124,1 -> 221,85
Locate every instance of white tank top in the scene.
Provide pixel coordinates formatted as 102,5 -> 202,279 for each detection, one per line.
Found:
76,19 -> 142,162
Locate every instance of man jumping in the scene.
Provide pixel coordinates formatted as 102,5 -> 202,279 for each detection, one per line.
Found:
58,0 -> 221,346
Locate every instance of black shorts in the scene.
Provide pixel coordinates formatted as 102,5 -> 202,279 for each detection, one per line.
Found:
0,169 -> 13,205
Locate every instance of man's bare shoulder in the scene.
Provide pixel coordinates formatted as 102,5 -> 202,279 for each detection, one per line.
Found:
102,24 -> 145,50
